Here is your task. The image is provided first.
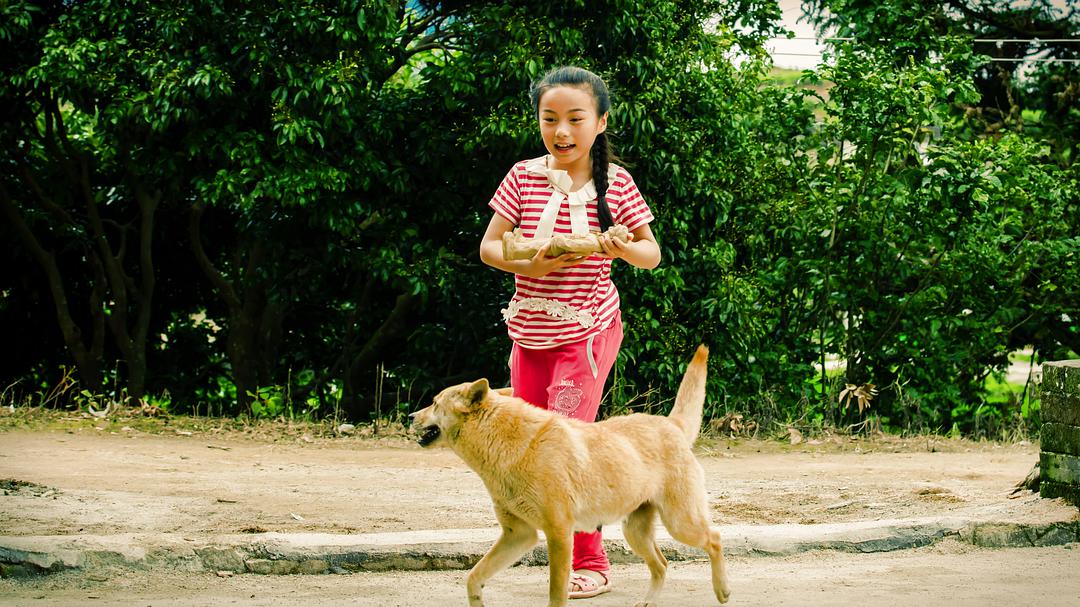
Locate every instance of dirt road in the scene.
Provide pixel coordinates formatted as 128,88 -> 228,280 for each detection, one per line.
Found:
2,419 -> 1079,605
0,427 -> 1071,537
2,541 -> 1078,606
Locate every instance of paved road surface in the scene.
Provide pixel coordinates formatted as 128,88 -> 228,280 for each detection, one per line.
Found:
3,541 -> 1078,607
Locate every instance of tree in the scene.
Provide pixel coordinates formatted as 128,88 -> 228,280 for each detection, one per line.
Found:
802,0 -> 1080,163
798,0 -> 1079,430
1,0 -> 170,399
4,0 -> 1073,436
1,1 -> 481,413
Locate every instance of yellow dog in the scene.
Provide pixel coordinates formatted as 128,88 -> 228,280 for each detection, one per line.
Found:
411,345 -> 729,607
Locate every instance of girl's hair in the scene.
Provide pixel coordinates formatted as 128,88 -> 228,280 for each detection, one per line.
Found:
529,66 -> 616,230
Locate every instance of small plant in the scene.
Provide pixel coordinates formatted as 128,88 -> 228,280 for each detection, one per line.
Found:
839,383 -> 878,414
41,367 -> 78,409
249,385 -> 287,419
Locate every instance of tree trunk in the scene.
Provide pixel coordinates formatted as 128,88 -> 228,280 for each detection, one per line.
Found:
340,291 -> 417,420
188,203 -> 272,414
80,163 -> 159,401
0,184 -> 105,393
227,306 -> 262,413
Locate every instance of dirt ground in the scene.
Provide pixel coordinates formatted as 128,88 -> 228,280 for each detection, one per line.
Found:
0,413 -> 1072,538
2,542 -> 1079,606
2,411 -> 1080,605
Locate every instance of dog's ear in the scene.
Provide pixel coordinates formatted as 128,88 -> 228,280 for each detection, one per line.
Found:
465,378 -> 490,407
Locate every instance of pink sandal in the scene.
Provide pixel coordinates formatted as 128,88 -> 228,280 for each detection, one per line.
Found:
568,570 -> 612,599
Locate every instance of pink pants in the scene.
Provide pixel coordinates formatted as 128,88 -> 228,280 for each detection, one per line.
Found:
510,312 -> 623,573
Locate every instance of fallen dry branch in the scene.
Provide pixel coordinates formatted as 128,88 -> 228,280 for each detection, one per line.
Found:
502,225 -> 630,260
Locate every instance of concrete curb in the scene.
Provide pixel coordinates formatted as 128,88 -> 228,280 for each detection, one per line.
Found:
3,517 -> 1079,577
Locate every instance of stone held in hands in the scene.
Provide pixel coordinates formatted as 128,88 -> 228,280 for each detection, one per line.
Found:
502,225 -> 630,260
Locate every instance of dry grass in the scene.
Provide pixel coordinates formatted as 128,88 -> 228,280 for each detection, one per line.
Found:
0,405 -> 413,444
1,402 -> 1034,455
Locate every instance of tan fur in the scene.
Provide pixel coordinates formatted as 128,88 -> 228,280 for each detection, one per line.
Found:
411,345 -> 729,607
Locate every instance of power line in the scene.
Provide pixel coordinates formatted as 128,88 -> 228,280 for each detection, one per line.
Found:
986,57 -> 1080,63
973,39 -> 1080,44
768,36 -> 1080,63
776,36 -> 1080,43
769,51 -> 1080,63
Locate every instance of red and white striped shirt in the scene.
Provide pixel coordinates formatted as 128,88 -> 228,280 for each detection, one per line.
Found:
488,155 -> 654,349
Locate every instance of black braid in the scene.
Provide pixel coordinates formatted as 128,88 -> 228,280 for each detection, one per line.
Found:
592,131 -> 615,231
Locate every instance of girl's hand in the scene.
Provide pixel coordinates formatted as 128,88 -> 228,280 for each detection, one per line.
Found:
595,231 -> 635,260
520,241 -> 587,277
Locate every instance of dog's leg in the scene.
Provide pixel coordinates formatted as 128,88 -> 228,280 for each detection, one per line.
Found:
623,502 -> 668,607
466,508 -> 539,607
542,521 -> 574,607
658,488 -> 731,604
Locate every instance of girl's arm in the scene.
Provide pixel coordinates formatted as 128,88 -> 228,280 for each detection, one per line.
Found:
598,223 -> 661,270
479,214 -> 588,278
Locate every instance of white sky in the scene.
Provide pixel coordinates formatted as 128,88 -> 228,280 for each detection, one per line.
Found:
768,0 -> 828,70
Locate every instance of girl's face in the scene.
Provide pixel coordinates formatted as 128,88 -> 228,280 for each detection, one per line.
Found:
537,85 -> 608,174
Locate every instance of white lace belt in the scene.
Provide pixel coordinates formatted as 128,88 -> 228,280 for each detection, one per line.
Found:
501,297 -> 596,328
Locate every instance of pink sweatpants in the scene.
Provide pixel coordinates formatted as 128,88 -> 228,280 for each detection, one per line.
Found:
509,312 -> 623,573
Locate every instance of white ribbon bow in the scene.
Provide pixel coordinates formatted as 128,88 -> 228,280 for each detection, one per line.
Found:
525,156 -> 596,239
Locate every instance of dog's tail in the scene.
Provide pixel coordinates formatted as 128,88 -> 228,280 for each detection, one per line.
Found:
667,345 -> 709,445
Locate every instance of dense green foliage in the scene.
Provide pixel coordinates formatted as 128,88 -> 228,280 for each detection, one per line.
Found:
2,0 -> 1077,436
804,0 -> 1080,165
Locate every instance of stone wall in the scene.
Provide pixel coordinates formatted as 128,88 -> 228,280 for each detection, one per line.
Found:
1040,360 -> 1080,506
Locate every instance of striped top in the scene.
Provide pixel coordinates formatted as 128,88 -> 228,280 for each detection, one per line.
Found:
488,155 -> 654,349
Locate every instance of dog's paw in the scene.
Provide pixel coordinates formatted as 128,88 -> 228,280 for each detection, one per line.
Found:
633,602 -> 659,607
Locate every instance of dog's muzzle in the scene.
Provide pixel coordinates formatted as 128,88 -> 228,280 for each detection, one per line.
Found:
416,425 -> 441,447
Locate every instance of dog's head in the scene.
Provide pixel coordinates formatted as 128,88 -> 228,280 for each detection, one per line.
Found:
410,378 -> 491,448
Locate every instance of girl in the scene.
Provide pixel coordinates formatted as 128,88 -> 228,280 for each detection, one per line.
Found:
479,66 -> 661,599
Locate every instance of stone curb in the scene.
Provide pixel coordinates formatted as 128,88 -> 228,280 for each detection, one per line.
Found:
3,517 -> 1079,578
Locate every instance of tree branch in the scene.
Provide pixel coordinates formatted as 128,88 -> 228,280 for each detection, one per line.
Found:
346,290 -> 417,394
188,202 -> 242,311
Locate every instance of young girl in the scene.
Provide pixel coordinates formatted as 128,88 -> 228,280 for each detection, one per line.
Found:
479,66 -> 661,599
